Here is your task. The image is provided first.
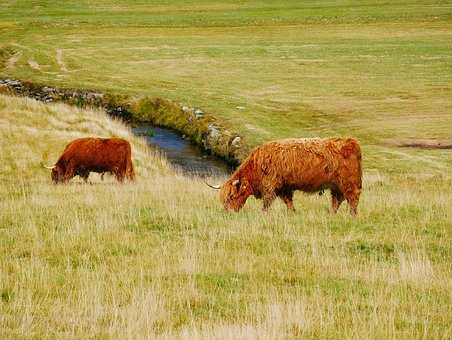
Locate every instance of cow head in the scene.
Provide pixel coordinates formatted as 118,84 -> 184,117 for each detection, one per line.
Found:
51,165 -> 65,183
44,164 -> 64,183
219,176 -> 253,211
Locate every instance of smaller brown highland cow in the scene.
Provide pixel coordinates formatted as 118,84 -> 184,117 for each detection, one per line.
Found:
207,138 -> 362,215
45,137 -> 135,183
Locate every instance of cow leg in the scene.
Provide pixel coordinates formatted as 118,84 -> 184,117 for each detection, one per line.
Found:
279,190 -> 295,212
331,189 -> 344,214
100,172 -> 105,181
113,168 -> 125,183
80,171 -> 89,183
63,166 -> 76,183
262,191 -> 276,212
115,173 -> 124,182
345,189 -> 360,216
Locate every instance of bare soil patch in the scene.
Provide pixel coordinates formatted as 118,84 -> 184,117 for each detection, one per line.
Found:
6,52 -> 21,69
28,59 -> 40,70
387,139 -> 452,149
56,49 -> 68,72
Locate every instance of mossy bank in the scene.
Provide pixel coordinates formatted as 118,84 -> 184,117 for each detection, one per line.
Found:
0,78 -> 245,166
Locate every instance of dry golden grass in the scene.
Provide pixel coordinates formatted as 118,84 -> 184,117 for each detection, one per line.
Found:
0,94 -> 451,338
1,1 -> 451,337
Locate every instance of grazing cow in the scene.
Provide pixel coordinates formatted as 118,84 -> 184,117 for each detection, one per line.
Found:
45,137 -> 135,183
207,138 -> 362,215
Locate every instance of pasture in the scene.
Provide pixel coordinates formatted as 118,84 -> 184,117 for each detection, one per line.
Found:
0,1 -> 451,338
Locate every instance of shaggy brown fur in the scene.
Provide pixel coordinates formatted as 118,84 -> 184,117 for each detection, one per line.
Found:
50,137 -> 135,183
219,138 -> 362,215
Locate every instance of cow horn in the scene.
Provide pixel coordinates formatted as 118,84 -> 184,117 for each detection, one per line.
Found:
204,180 -> 221,190
43,165 -> 56,170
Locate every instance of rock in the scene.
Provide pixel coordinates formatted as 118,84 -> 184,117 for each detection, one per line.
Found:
231,136 -> 241,148
194,109 -> 204,118
182,106 -> 191,113
204,124 -> 221,150
2,79 -> 21,87
207,124 -> 220,140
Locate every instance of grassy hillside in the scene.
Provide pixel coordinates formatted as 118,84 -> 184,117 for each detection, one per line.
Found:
1,1 -> 451,149
0,95 -> 451,337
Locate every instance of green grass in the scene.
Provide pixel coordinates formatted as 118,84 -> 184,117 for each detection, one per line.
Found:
1,1 -> 451,150
0,1 -> 451,338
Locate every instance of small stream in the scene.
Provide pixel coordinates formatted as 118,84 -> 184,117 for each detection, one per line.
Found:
132,124 -> 232,177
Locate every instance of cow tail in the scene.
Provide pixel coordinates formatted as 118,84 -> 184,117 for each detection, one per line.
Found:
352,139 -> 362,190
126,144 -> 135,181
126,159 -> 135,181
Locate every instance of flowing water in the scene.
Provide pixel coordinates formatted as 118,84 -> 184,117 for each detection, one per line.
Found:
132,124 -> 232,177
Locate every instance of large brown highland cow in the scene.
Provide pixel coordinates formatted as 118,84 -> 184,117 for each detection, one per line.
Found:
45,137 -> 135,183
208,138 -> 362,215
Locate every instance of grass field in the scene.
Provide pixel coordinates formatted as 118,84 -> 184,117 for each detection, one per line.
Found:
1,1 -> 452,148
1,94 -> 451,338
0,1 -> 451,338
